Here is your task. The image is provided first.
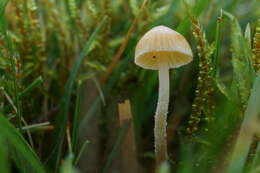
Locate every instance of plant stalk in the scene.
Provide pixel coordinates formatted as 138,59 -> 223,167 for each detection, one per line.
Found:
154,64 -> 169,165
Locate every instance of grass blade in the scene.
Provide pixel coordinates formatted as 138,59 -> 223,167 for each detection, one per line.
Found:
227,73 -> 260,173
72,81 -> 82,154
251,142 -> 260,172
102,120 -> 130,173
244,23 -> 251,49
74,140 -> 90,165
0,114 -> 46,173
19,76 -> 43,98
0,0 -> 8,16
223,11 -> 255,106
0,136 -> 9,173
214,10 -> 231,99
213,9 -> 223,77
52,16 -> 107,172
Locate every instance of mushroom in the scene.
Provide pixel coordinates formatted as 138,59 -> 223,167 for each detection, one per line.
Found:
134,25 -> 193,165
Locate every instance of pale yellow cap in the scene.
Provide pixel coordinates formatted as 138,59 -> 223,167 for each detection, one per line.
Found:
135,25 -> 193,70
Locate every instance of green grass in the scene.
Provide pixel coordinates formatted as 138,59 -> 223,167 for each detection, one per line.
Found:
0,114 -> 46,173
0,0 -> 259,172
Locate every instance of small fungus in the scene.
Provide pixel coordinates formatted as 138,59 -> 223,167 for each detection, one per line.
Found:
134,25 -> 193,165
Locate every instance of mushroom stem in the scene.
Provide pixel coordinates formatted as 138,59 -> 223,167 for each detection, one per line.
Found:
154,64 -> 169,165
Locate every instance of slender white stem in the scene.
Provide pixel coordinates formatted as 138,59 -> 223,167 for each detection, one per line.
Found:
154,64 -> 169,165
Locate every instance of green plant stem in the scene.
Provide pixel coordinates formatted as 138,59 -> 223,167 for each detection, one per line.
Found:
213,9 -> 223,78
74,140 -> 90,165
5,33 -> 22,130
14,73 -> 22,129
19,76 -> 43,98
72,80 -> 82,153
21,122 -> 50,131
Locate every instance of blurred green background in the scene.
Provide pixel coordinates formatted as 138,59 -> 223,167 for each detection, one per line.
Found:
0,0 -> 260,172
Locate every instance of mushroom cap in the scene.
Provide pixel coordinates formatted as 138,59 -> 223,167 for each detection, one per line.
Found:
135,25 -> 193,70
